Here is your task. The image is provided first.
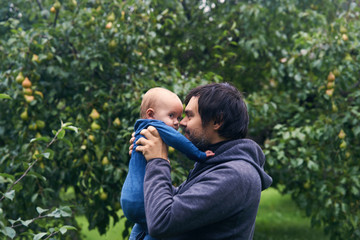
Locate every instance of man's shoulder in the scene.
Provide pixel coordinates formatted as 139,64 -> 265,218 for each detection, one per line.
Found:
211,159 -> 259,177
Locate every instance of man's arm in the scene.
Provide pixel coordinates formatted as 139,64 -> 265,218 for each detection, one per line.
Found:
144,158 -> 253,238
136,127 -> 250,237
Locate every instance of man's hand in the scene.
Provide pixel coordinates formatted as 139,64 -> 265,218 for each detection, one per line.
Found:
135,126 -> 168,161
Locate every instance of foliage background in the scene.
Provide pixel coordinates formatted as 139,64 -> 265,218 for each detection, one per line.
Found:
0,0 -> 359,239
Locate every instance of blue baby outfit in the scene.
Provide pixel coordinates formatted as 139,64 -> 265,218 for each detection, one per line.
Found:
120,119 -> 207,240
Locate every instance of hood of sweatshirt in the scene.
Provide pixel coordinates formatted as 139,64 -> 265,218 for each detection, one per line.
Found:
204,138 -> 272,191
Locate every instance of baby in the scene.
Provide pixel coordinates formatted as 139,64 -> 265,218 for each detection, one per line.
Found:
120,87 -> 214,240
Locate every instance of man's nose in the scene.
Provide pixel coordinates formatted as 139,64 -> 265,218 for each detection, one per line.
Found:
180,118 -> 186,128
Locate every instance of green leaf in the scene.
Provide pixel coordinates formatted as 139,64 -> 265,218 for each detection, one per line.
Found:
59,225 -> 77,234
60,138 -> 73,148
36,207 -> 49,215
307,161 -> 319,171
0,176 -> 8,184
30,137 -> 51,143
64,126 -> 78,133
90,61 -> 97,70
8,218 -> 21,225
48,209 -> 61,218
41,152 -> 50,159
336,186 -> 346,196
0,173 -> 15,181
353,126 -> 360,136
4,190 -> 15,201
0,94 -> 11,99
62,122 -> 73,127
55,55 -> 62,63
12,183 -> 23,192
351,186 -> 359,195
31,193 -> 38,203
33,232 -> 47,240
57,129 -> 66,139
59,206 -> 72,217
48,206 -> 71,218
1,227 -> 16,239
20,219 -> 33,227
28,172 -> 47,182
44,149 -> 55,160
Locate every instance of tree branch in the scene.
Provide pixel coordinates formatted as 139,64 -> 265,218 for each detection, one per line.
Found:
0,159 -> 38,201
54,10 -> 59,27
44,231 -> 60,240
36,0 -> 43,11
12,215 -> 49,228
0,126 -> 63,202
180,0 -> 191,21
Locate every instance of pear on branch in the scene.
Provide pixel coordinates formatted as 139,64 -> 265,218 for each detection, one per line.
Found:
338,129 -> 346,139
105,22 -> 113,29
113,117 -> 121,127
89,108 -> 100,120
22,77 -> 32,88
20,109 -> 29,121
107,12 -> 115,22
24,95 -> 35,103
91,121 -> 101,131
327,72 -> 335,82
16,72 -> 24,84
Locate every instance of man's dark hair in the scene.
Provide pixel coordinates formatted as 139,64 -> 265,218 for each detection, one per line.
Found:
185,82 -> 249,139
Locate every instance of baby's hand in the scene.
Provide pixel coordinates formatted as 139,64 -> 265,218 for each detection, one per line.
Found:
205,150 -> 215,157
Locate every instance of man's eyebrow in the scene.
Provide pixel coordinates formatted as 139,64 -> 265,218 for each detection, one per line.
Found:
184,110 -> 193,115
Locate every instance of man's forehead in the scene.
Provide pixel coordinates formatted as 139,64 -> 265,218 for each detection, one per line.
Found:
185,96 -> 199,112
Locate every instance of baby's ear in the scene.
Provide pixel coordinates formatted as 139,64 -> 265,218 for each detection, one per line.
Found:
146,108 -> 155,119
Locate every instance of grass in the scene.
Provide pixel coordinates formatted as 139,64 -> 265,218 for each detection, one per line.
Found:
76,211 -> 129,240
77,188 -> 329,239
61,187 -> 129,239
254,188 -> 329,240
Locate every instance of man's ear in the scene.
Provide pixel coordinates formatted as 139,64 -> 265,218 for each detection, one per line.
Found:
213,121 -> 222,131
146,108 -> 155,119
213,115 -> 223,130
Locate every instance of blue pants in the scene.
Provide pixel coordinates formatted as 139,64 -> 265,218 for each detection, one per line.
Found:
129,223 -> 157,240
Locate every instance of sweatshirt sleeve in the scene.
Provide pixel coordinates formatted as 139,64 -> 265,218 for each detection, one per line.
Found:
150,121 -> 207,162
144,158 -> 253,238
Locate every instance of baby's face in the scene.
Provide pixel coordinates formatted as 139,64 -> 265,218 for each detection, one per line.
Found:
154,97 -> 183,130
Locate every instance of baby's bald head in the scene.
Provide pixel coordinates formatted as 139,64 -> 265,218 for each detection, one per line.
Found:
140,87 -> 182,119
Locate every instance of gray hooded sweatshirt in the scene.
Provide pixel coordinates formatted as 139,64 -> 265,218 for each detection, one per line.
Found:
144,139 -> 273,240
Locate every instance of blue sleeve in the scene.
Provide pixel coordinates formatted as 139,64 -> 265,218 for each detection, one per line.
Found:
150,121 -> 207,162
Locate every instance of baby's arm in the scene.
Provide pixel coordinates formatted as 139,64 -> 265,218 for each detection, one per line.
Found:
148,121 -> 209,162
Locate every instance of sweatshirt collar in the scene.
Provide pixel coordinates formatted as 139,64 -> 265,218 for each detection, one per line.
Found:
207,140 -> 232,153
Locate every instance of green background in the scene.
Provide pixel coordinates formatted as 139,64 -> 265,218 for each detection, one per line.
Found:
1,0 -> 359,239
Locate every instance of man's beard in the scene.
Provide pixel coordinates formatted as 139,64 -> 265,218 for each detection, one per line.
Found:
185,129 -> 210,151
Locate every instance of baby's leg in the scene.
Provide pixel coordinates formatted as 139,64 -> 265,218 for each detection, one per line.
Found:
120,152 -> 147,223
129,224 -> 145,240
